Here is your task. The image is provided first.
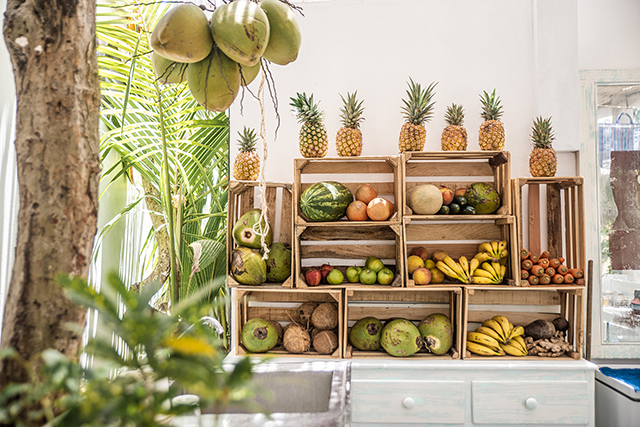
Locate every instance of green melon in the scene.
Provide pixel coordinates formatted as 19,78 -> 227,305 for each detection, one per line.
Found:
465,182 -> 501,214
299,181 -> 353,222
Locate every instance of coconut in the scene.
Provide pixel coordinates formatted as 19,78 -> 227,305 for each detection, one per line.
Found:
239,60 -> 261,87
211,0 -> 270,67
187,46 -> 240,113
268,320 -> 284,346
152,52 -> 188,84
311,303 -> 338,331
260,0 -> 301,65
283,324 -> 311,353
313,330 -> 338,355
295,302 -> 318,327
151,4 -> 213,63
241,318 -> 278,353
230,247 -> 267,285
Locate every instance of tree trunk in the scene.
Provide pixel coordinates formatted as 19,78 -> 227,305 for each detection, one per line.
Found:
0,0 -> 100,388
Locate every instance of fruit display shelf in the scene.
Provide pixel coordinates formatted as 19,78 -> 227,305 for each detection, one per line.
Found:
402,151 -> 512,219
294,222 -> 404,288
403,216 -> 519,287
462,285 -> 584,360
227,181 -> 294,288
343,287 -> 462,360
512,177 -> 586,286
293,156 -> 402,226
235,288 -> 343,359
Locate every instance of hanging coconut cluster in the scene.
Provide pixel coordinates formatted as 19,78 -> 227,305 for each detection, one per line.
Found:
150,0 -> 302,112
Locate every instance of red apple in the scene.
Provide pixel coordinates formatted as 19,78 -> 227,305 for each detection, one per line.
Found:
305,268 -> 322,286
438,185 -> 454,205
410,246 -> 429,261
320,264 -> 335,283
454,187 -> 467,197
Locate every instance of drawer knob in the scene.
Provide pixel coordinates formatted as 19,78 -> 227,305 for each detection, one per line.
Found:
525,397 -> 538,410
403,397 -> 415,409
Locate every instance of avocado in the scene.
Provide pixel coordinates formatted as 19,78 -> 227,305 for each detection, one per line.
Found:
438,205 -> 450,215
453,195 -> 467,207
462,205 -> 476,215
448,203 -> 461,214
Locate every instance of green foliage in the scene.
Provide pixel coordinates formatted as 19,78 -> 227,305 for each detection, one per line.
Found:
0,274 -> 258,427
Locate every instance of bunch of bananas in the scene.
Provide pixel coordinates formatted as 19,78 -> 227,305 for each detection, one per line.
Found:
436,255 -> 479,284
471,240 -> 508,284
466,315 -> 528,356
478,240 -> 508,262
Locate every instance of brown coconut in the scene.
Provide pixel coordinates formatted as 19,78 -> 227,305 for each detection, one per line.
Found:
311,303 -> 338,331
268,320 -> 284,346
313,330 -> 339,355
283,324 -> 311,353
295,302 -> 319,327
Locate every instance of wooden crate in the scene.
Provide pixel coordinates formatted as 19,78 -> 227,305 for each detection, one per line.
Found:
403,216 -> 519,287
235,288 -> 343,358
513,177 -> 586,285
293,156 -> 402,225
462,285 -> 584,360
343,287 -> 462,359
227,181 -> 294,288
294,222 -> 404,288
402,151 -> 512,218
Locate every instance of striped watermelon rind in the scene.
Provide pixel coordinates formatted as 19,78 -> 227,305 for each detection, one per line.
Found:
299,181 -> 353,221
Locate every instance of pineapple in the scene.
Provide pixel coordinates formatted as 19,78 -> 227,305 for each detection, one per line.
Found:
478,89 -> 505,151
441,103 -> 467,151
336,91 -> 365,156
398,78 -> 437,152
233,127 -> 260,181
290,92 -> 328,158
529,116 -> 557,177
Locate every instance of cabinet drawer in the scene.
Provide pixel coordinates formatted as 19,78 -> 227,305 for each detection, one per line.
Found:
351,379 -> 465,424
471,380 -> 589,424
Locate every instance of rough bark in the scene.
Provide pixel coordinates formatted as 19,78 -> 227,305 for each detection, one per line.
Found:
0,0 -> 100,388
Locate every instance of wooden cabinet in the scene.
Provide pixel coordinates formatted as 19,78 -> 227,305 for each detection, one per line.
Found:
350,359 -> 597,426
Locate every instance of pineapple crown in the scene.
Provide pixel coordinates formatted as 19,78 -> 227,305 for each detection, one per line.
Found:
339,91 -> 365,129
479,89 -> 504,121
444,103 -> 465,126
237,126 -> 258,152
530,116 -> 555,148
290,92 -> 324,125
401,78 -> 438,125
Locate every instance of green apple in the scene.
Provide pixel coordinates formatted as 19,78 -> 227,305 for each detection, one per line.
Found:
359,268 -> 377,285
365,256 -> 379,268
346,266 -> 362,283
425,259 -> 436,269
377,268 -> 394,285
326,269 -> 344,285
367,258 -> 385,273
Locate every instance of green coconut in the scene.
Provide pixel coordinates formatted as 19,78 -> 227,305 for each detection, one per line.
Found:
380,319 -> 423,357
265,242 -> 292,282
232,209 -> 273,249
211,0 -> 270,67
151,4 -> 213,63
417,313 -> 453,356
260,0 -> 301,65
349,317 -> 383,351
465,182 -> 501,214
231,247 -> 267,285
187,47 -> 240,112
239,60 -> 261,86
152,52 -> 187,84
242,318 -> 278,352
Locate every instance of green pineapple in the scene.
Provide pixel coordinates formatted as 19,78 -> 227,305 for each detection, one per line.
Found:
336,91 -> 365,156
529,116 -> 557,177
290,92 -> 328,158
399,78 -> 437,152
233,127 -> 260,180
441,103 -> 467,151
478,89 -> 505,150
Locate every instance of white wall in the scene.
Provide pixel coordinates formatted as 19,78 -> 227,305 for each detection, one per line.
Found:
230,0 -> 580,183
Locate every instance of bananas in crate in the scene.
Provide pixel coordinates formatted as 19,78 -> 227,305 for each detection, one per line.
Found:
432,240 -> 508,284
466,315 -> 528,357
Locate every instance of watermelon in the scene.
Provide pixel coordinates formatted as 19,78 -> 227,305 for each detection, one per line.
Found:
299,181 -> 353,221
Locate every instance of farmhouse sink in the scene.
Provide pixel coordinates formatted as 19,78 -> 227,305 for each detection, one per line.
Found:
173,360 -> 351,427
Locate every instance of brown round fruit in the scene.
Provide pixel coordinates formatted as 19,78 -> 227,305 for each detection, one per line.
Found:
355,184 -> 378,205
283,324 -> 311,353
439,185 -> 454,205
367,197 -> 394,221
347,200 -> 369,221
313,330 -> 339,354
295,301 -> 319,327
311,303 -> 339,330
454,187 -> 467,197
410,246 -> 429,261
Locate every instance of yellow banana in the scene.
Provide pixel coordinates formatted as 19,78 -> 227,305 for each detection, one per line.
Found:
490,240 -> 499,256
499,248 -> 509,259
467,332 -> 502,352
473,268 -> 495,279
444,256 -> 466,278
492,315 -> 513,340
436,261 -> 465,282
459,256 -> 470,277
469,258 -> 480,275
511,335 -> 528,353
472,276 -> 494,284
467,341 -> 505,356
500,342 -> 527,356
475,326 -> 504,343
498,240 -> 507,254
478,242 -> 493,254
482,262 -> 499,279
509,325 -> 525,339
500,265 -> 507,278
500,256 -> 508,266
482,319 -> 507,342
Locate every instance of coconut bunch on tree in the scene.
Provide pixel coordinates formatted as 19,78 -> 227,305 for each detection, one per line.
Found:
150,0 -> 302,112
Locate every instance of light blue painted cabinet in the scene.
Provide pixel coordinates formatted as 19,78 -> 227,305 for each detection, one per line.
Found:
350,359 -> 597,427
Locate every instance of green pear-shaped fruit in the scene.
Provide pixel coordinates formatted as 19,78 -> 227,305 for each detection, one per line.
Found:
187,47 -> 240,112
260,0 -> 301,65
211,0 -> 270,67
232,209 -> 273,249
350,317 -> 383,351
231,247 -> 267,285
242,318 -> 278,352
151,4 -> 213,63
417,313 -> 453,355
380,319 -> 423,357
